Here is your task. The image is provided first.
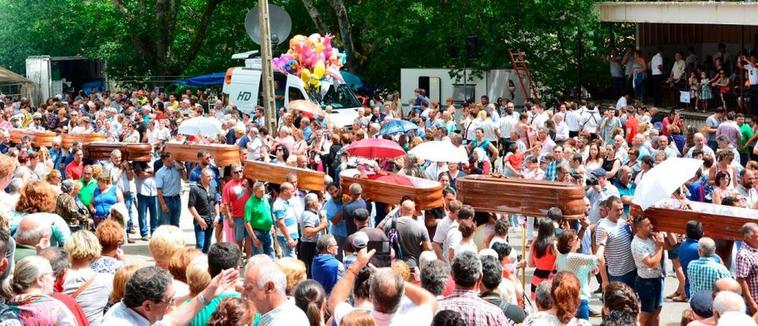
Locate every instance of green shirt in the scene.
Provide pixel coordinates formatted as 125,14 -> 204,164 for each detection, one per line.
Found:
78,179 -> 98,207
186,291 -> 240,326
244,195 -> 273,232
740,123 -> 755,153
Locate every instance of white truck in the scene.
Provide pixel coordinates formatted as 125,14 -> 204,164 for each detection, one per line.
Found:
400,68 -> 527,107
223,52 -> 360,128
25,55 -> 107,105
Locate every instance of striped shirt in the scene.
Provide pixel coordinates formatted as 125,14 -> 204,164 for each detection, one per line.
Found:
687,256 -> 732,295
273,198 -> 299,240
596,218 -> 636,276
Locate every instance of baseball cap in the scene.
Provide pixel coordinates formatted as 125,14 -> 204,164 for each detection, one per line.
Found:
689,290 -> 713,319
350,232 -> 368,250
591,168 -> 607,177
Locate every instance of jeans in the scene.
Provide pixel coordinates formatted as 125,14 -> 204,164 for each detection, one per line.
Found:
576,299 -> 589,320
251,229 -> 274,259
160,196 -> 182,226
123,192 -> 135,231
277,237 -> 297,258
194,220 -> 214,253
608,269 -> 638,290
137,194 -> 158,237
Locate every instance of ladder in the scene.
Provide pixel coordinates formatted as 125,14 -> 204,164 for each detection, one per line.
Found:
508,50 -> 540,104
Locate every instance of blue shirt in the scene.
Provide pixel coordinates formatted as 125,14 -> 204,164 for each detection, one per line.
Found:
614,180 -> 636,215
155,164 -> 183,197
325,199 -> 346,238
273,198 -> 299,240
680,238 -> 722,297
311,254 -> 345,294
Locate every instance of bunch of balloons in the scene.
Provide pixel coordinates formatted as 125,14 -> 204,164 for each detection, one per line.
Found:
272,33 -> 347,89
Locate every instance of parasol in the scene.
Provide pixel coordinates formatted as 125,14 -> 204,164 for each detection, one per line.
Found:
632,157 -> 702,210
344,138 -> 405,160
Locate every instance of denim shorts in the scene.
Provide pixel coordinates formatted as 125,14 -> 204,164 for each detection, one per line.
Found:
635,276 -> 664,313
233,217 -> 249,240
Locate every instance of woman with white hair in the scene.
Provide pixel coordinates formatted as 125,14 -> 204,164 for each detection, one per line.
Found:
277,126 -> 295,154
55,179 -> 92,229
468,147 -> 491,175
7,256 -> 77,325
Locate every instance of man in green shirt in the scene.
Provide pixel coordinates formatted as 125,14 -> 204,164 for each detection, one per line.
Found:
77,165 -> 97,207
738,113 -> 755,166
244,181 -> 274,259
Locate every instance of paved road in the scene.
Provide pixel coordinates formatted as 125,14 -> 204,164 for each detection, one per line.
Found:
119,193 -> 688,325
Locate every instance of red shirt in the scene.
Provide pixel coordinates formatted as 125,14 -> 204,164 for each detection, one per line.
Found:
52,292 -> 90,326
625,116 -> 639,144
65,161 -> 84,180
222,178 -> 251,218
507,153 -> 525,171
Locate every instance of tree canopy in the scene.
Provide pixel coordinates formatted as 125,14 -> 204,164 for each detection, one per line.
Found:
0,0 -> 633,100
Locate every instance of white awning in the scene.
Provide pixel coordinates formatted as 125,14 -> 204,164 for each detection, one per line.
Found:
596,1 -> 758,26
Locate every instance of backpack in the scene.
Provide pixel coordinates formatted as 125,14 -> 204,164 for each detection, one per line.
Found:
386,216 -> 404,260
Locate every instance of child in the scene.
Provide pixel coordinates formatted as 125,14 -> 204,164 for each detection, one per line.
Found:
699,71 -> 713,111
688,71 -> 700,111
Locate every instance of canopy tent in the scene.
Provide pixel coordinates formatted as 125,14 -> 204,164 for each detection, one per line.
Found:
0,66 -> 34,101
175,72 -> 226,87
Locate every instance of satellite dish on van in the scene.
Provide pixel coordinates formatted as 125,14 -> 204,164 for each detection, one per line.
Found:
244,5 -> 292,46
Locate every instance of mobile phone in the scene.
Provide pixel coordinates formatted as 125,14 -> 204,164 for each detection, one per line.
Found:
367,240 -> 391,268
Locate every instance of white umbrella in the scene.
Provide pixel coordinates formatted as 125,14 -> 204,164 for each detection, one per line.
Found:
177,117 -> 223,137
632,157 -> 702,210
409,140 -> 468,163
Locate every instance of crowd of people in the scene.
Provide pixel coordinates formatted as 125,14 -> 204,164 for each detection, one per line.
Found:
607,44 -> 758,116
0,83 -> 755,326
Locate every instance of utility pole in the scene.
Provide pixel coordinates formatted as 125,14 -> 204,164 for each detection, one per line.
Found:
258,0 -> 277,133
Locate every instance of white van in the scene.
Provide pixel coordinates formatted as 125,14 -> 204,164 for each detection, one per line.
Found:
222,54 -> 360,129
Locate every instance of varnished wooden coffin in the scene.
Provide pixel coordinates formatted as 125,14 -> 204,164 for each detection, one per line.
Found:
339,169 -> 444,210
244,160 -> 326,191
61,133 -> 106,149
9,129 -> 57,147
455,175 -> 586,218
164,143 -> 241,166
84,143 -> 153,162
631,201 -> 758,241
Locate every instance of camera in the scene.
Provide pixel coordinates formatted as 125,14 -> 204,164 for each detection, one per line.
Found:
585,175 -> 599,186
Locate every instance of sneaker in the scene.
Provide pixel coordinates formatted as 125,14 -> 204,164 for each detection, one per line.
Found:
127,238 -> 136,244
589,308 -> 601,317
141,235 -> 150,241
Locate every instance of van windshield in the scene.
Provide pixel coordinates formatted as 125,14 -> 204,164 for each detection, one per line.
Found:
320,84 -> 361,109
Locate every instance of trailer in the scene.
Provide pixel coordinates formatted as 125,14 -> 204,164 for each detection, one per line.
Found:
25,56 -> 107,105
400,68 -> 528,106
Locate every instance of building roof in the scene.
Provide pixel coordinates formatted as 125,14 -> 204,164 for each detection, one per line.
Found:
596,1 -> 758,26
0,67 -> 32,85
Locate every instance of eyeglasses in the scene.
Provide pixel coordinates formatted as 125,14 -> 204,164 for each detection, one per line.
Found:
234,170 -> 243,174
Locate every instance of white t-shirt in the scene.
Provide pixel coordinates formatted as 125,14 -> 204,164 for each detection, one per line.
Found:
631,235 -> 663,279
746,63 -> 758,85
565,110 -> 582,132
651,53 -> 664,75
334,298 -> 434,326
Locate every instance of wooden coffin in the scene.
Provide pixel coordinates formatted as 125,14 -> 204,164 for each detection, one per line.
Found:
164,143 -> 241,166
455,175 -> 586,218
243,160 -> 326,192
339,169 -> 444,210
84,143 -> 153,162
631,201 -> 758,241
61,133 -> 106,149
8,129 -> 57,147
